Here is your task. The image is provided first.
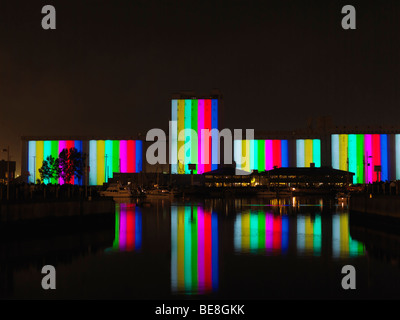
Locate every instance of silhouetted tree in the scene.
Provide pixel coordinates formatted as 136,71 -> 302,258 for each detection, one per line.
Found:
38,155 -> 61,184
59,148 -> 86,184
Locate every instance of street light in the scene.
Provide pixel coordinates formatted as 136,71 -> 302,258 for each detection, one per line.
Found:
105,154 -> 108,183
2,146 -> 10,201
364,153 -> 373,184
33,155 -> 36,183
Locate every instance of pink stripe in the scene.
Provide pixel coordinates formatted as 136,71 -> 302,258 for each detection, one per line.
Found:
365,134 -> 373,183
120,140 -> 127,173
58,141 -> 67,184
265,140 -> 273,170
197,206 -> 205,292
265,213 -> 273,251
119,203 -> 127,251
204,100 -> 212,172
198,100 -> 205,174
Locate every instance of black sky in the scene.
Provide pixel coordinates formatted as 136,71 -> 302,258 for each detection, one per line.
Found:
1,0 -> 400,172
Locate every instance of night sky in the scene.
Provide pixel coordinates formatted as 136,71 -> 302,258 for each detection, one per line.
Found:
1,0 -> 400,173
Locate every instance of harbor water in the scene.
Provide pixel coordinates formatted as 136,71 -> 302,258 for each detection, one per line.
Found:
1,196 -> 400,299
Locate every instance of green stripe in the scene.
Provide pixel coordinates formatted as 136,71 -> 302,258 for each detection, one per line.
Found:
258,140 -> 265,172
356,134 -> 364,183
105,140 -> 113,181
250,212 -> 258,252
191,206 -> 198,291
113,204 -> 120,250
191,100 -> 198,174
348,135 -> 357,184
258,211 -> 265,250
313,139 -> 321,167
184,206 -> 192,291
313,215 -> 321,255
51,141 -> 59,184
113,140 -> 120,175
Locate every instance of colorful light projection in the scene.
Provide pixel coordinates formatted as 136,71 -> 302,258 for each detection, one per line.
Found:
332,213 -> 364,258
234,210 -> 364,257
331,134 -> 392,183
296,139 -> 321,168
234,211 -> 289,254
28,140 -> 83,184
171,205 -> 218,294
296,214 -> 322,256
171,99 -> 218,174
111,203 -> 142,252
89,140 -> 142,185
234,140 -> 289,172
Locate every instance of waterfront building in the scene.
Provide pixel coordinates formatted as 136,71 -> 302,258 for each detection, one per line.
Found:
267,166 -> 354,188
22,137 -> 143,185
170,90 -> 223,174
19,92 -> 400,186
331,133 -> 396,184
233,138 -> 321,172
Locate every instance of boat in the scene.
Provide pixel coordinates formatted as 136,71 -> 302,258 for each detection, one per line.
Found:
145,188 -> 180,199
336,192 -> 350,201
257,188 -> 292,197
256,190 -> 277,197
99,184 -> 134,198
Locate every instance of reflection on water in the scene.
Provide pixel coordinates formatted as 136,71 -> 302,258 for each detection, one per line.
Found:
170,204 -> 218,295
233,198 -> 364,258
234,212 -> 290,255
101,197 -> 366,297
332,213 -> 364,258
106,202 -> 142,252
296,214 -> 321,256
8,196 -> 400,299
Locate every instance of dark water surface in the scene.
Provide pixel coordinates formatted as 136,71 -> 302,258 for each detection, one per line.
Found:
1,197 -> 400,300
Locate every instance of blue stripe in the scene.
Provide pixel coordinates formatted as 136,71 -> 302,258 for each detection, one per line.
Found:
211,211 -> 219,291
281,140 -> 289,167
135,206 -> 142,250
28,141 -> 36,184
136,140 -> 143,172
211,99 -> 218,170
74,140 -> 83,185
281,215 -> 289,253
381,134 -> 388,181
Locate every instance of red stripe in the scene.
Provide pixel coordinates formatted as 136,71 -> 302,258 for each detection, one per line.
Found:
272,140 -> 281,167
126,204 -> 134,251
127,140 -> 135,173
204,100 -> 212,173
372,134 -> 381,181
65,141 -> 75,185
66,140 -> 75,150
272,215 -> 281,252
204,210 -> 212,290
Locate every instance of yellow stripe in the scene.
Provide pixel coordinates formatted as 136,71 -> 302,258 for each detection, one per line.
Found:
177,100 -> 185,172
97,140 -> 105,185
304,139 -> 313,167
241,212 -> 250,251
246,140 -> 250,172
177,206 -> 185,290
36,141 -> 44,183
305,216 -> 313,251
339,134 -> 348,171
340,214 -> 349,257
241,140 -> 250,172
